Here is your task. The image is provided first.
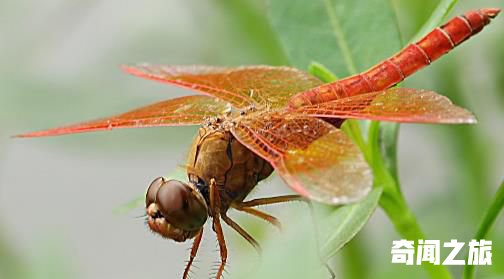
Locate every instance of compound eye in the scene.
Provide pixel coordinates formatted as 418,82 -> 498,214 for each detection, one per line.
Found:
146,177 -> 166,207
155,180 -> 208,231
156,180 -> 186,217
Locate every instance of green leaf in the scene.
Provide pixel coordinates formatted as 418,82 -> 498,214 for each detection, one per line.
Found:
308,61 -> 339,81
319,187 -> 383,260
379,122 -> 400,181
409,0 -> 459,42
236,188 -> 382,279
268,0 -> 401,76
464,180 -> 504,279
214,0 -> 288,65
237,208 -> 329,279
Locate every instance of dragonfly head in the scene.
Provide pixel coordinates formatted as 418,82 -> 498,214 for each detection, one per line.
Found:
145,177 -> 208,242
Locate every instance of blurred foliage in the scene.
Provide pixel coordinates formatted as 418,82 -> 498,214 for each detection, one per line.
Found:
213,0 -> 288,65
496,32 -> 504,107
0,227 -> 27,279
431,57 -> 490,219
0,227 -> 73,279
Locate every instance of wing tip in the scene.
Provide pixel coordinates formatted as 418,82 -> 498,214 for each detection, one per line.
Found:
330,188 -> 372,205
297,169 -> 373,206
306,183 -> 373,205
121,64 -> 142,75
464,116 -> 478,124
12,134 -> 29,138
13,125 -> 104,138
121,63 -> 159,75
13,132 -> 49,138
443,113 -> 478,125
13,129 -> 68,138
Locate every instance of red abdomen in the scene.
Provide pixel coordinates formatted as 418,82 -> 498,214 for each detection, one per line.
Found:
289,8 -> 501,108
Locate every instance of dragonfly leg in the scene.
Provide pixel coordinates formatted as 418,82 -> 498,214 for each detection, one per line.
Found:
182,228 -> 203,279
222,214 -> 261,254
238,194 -> 305,207
237,195 -> 336,278
233,195 -> 306,230
209,179 -> 227,279
233,206 -> 282,231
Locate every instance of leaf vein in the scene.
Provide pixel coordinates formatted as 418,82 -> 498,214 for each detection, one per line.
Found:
322,0 -> 358,74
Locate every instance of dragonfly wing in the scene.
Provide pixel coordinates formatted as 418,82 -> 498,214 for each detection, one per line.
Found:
16,95 -> 229,137
232,111 -> 372,204
123,64 -> 322,109
294,88 -> 476,124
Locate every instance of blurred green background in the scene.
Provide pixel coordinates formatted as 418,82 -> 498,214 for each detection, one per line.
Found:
1,0 -> 503,278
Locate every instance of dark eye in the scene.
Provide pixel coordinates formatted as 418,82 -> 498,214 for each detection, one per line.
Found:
154,180 -> 208,231
155,180 -> 186,217
146,177 -> 165,207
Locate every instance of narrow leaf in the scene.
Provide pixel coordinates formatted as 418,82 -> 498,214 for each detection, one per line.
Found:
308,61 -> 339,82
409,0 -> 459,42
379,122 -> 400,180
319,187 -> 383,260
464,180 -> 504,279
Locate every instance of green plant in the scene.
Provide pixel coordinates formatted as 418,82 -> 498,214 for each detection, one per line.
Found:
113,1 -> 502,278
239,0 -> 503,278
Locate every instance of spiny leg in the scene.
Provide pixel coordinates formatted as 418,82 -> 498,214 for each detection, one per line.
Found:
233,195 -> 305,230
209,179 -> 227,279
239,195 -> 305,207
212,217 -> 227,279
182,228 -> 203,279
222,214 -> 261,254
233,206 -> 282,230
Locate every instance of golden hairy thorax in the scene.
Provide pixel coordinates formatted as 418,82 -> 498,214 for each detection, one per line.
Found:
186,127 -> 273,211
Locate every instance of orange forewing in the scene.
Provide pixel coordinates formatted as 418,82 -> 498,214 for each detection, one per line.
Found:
232,111 -> 372,204
123,64 -> 322,109
16,95 -> 229,137
294,88 -> 477,124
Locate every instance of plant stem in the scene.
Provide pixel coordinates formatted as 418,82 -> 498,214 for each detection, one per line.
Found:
368,121 -> 452,279
380,191 -> 452,279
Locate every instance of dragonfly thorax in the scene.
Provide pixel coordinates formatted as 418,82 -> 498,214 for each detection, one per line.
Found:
186,127 -> 273,212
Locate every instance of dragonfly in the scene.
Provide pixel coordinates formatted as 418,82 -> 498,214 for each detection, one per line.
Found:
17,8 -> 499,279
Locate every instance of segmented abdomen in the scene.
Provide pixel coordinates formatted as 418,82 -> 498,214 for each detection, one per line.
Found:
289,8 -> 500,108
